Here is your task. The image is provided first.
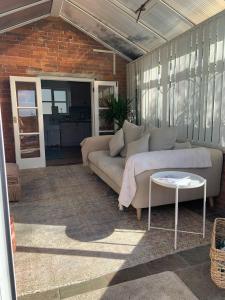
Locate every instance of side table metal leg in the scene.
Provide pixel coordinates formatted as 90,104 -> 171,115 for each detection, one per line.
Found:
174,187 -> 179,250
148,177 -> 152,230
203,180 -> 207,238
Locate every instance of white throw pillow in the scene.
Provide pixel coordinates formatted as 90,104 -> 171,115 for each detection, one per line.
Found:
109,129 -> 124,157
149,127 -> 177,151
120,120 -> 144,157
126,134 -> 150,163
174,141 -> 192,149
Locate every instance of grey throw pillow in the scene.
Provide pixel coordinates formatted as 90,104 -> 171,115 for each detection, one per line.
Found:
120,120 -> 144,157
109,129 -> 124,157
174,141 -> 192,150
149,127 -> 177,151
126,134 -> 150,163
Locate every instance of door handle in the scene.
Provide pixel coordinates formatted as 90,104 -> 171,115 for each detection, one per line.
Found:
13,116 -> 17,123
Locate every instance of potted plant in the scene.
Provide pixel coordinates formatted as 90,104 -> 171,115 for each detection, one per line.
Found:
104,95 -> 132,130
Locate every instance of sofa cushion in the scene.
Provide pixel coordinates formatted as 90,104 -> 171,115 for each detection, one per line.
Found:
88,150 -> 124,188
120,120 -> 144,157
109,129 -> 124,157
149,127 -> 177,151
174,141 -> 191,150
126,134 -> 150,163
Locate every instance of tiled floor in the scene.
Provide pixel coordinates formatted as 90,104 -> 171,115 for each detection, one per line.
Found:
18,244 -> 225,300
18,204 -> 225,300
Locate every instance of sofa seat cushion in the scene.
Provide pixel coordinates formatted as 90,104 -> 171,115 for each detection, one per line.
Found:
88,150 -> 124,188
174,141 -> 192,149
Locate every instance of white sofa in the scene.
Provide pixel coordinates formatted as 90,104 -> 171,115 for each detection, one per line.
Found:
81,135 -> 223,220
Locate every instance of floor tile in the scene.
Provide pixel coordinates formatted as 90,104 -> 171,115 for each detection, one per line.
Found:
145,253 -> 189,274
177,244 -> 210,266
59,264 -> 150,299
175,262 -> 225,300
18,288 -> 60,300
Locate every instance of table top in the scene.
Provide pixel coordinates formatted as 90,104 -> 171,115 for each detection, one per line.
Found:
151,171 -> 206,189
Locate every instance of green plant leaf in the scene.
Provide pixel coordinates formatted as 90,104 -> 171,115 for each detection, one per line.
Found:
104,95 -> 132,130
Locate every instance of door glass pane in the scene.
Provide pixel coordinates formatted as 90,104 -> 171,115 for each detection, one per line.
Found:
43,102 -> 52,115
20,135 -> 40,158
42,89 -> 52,101
99,110 -> 114,131
98,86 -> 114,107
56,103 -> 67,114
18,108 -> 39,133
16,82 -> 37,107
54,90 -> 67,102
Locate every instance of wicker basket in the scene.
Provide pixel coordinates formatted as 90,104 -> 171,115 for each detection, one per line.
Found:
210,218 -> 225,288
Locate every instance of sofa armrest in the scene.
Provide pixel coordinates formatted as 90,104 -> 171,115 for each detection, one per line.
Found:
81,135 -> 113,165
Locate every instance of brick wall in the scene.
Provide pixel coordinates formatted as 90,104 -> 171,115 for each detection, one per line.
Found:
0,17 -> 128,162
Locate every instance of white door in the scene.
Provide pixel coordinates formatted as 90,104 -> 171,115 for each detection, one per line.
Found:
10,76 -> 46,169
94,81 -> 118,136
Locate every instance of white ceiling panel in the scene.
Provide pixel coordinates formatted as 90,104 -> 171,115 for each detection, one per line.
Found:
141,2 -> 192,40
61,1 -> 145,60
70,0 -> 164,52
162,0 -> 225,24
0,1 -> 52,31
115,0 -> 144,12
0,0 -> 42,14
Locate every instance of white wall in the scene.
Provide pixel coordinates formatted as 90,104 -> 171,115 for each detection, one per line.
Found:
127,10 -> 225,149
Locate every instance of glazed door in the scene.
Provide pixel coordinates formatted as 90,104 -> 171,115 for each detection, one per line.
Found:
10,76 -> 46,169
94,81 -> 118,136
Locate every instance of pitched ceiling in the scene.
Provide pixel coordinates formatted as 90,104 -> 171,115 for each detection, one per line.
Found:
0,0 -> 225,61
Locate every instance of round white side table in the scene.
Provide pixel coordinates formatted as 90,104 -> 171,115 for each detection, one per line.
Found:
148,171 -> 207,250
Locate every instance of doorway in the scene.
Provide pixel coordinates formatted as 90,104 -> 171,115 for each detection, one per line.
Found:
10,76 -> 118,169
41,80 -> 92,166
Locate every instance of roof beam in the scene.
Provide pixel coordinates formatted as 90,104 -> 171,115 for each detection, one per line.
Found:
110,0 -> 167,42
0,0 -> 51,18
51,0 -> 64,16
64,0 -> 147,54
0,14 -> 50,34
60,14 -> 132,62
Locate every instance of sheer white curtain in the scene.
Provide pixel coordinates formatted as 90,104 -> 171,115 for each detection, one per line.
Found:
127,10 -> 225,149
